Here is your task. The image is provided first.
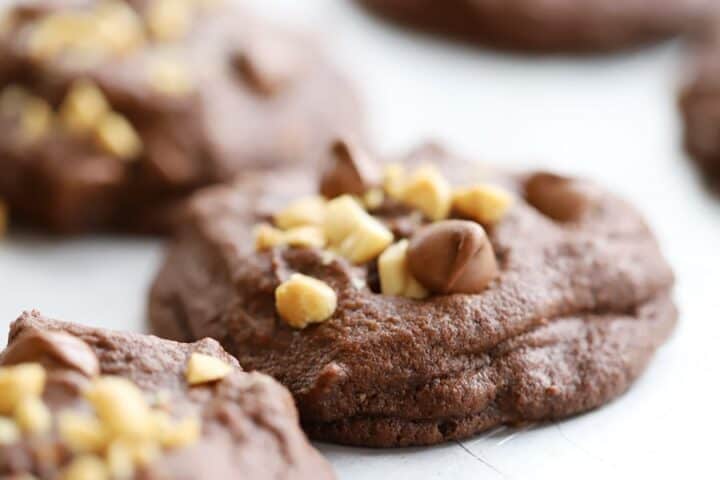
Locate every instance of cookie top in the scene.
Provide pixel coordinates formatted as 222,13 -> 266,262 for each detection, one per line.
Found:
0,0 -> 361,232
355,0 -> 710,52
0,310 -> 335,479
149,141 -> 676,446
680,17 -> 720,187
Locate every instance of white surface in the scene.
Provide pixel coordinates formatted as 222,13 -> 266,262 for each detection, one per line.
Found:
2,1 -> 719,478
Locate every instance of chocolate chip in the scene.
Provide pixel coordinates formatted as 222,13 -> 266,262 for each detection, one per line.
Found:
234,37 -> 302,96
525,172 -> 592,222
319,138 -> 380,198
1,329 -> 99,377
407,220 -> 498,294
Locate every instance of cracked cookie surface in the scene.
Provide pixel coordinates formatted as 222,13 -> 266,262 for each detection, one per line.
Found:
148,144 -> 676,447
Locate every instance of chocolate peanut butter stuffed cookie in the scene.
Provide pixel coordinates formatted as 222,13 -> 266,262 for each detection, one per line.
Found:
149,140 -> 676,447
0,0 -> 361,233
355,0 -> 710,53
0,310 -> 335,479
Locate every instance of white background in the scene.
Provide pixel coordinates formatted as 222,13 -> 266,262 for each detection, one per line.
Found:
2,1 -> 719,478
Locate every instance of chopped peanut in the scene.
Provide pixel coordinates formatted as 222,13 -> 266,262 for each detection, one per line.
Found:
254,224 -> 326,250
452,185 -> 514,225
95,112 -> 142,160
0,363 -> 46,415
147,57 -> 194,96
275,273 -> 337,329
0,417 -> 20,445
186,353 -> 232,385
146,0 -> 193,41
324,195 -> 393,264
273,196 -> 326,230
60,80 -> 110,133
400,165 -> 452,221
14,396 -> 52,435
58,411 -> 108,453
85,376 -> 153,439
62,454 -> 109,480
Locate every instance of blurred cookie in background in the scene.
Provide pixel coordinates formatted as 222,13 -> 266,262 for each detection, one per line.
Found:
0,0 -> 362,233
354,0 -> 712,53
680,14 -> 720,191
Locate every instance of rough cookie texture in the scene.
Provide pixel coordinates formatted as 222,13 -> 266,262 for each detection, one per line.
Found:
355,0 -> 710,53
149,144 -> 676,447
0,0 -> 361,233
680,18 -> 720,189
0,310 -> 335,478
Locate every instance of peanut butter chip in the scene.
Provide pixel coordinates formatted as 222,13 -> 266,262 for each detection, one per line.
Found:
324,195 -> 393,264
275,273 -> 337,329
525,172 -> 592,222
0,330 -> 100,378
319,138 -> 380,198
452,184 -> 513,225
378,240 -> 428,299
407,220 -> 499,294
186,353 -> 232,385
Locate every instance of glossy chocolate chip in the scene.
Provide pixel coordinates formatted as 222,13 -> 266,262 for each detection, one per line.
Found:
1,329 -> 99,377
525,172 -> 592,222
319,137 -> 380,198
407,220 -> 498,294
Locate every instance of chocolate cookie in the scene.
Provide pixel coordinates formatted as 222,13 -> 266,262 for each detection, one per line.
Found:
0,310 -> 335,478
680,18 -> 720,188
148,141 -> 676,447
355,0 -> 710,53
0,0 -> 361,233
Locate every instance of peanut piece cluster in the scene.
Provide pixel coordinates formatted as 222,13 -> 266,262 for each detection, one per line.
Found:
0,81 -> 143,160
26,1 -> 145,62
20,0 -> 221,65
0,354 -> 221,479
384,163 -> 514,226
263,144 -> 514,325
